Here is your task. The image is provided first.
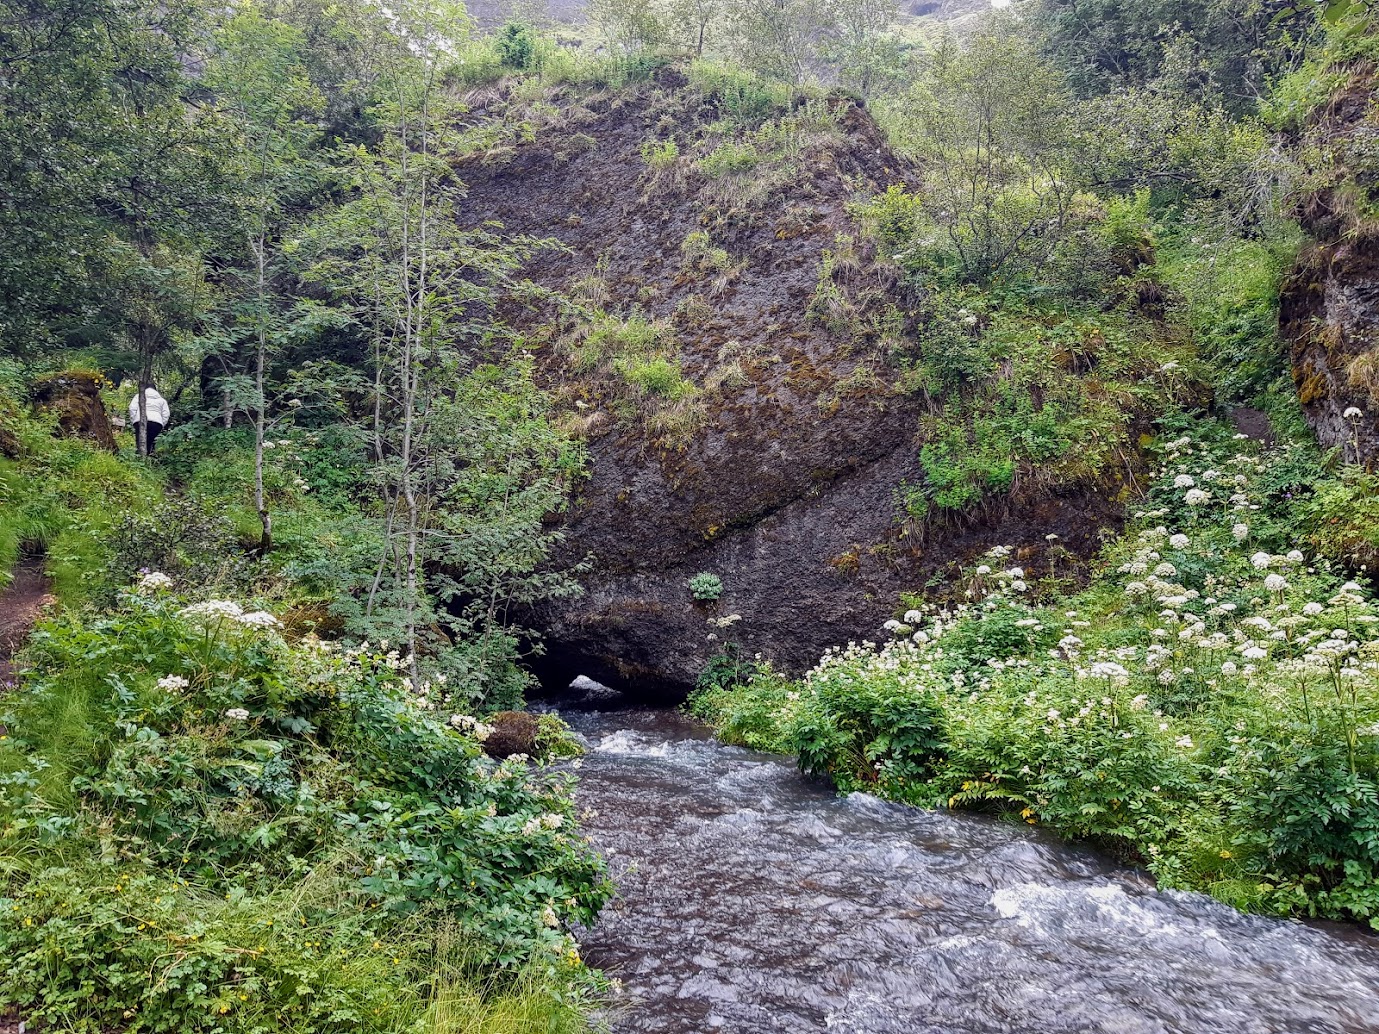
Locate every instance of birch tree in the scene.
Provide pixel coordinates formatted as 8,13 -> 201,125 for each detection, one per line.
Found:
207,8 -> 324,553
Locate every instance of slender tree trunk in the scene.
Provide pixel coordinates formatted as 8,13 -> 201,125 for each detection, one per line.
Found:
136,372 -> 150,458
253,232 -> 272,556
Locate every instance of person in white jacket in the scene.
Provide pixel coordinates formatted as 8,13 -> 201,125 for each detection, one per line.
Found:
128,385 -> 171,454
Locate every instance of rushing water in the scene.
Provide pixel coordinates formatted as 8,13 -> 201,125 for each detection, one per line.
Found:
544,688 -> 1379,1034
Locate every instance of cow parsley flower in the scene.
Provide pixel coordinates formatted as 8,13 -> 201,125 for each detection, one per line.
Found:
1344,407 -> 1364,420
224,708 -> 250,721
1232,523 -> 1249,541
1184,489 -> 1208,505
1174,474 -> 1195,488
1303,602 -> 1324,617
156,675 -> 189,691
137,572 -> 173,592
1264,573 -> 1288,593
1169,534 -> 1189,550
236,610 -> 280,628
180,600 -> 244,621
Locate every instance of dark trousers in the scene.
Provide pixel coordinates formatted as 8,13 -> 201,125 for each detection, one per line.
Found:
136,421 -> 165,454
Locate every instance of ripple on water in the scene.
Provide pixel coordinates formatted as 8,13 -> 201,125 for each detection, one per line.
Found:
553,706 -> 1379,1034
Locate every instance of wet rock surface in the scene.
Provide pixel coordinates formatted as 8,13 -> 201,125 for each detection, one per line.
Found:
462,79 -> 1129,697
1281,68 -> 1379,465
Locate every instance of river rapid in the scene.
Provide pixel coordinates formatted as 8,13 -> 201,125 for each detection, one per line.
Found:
543,688 -> 1379,1034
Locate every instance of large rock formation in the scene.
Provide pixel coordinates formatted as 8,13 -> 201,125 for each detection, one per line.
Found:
1281,66 -> 1379,466
459,73 -> 1130,697
30,370 -> 117,452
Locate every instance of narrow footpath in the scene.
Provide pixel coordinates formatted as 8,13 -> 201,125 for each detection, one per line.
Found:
0,555 -> 52,690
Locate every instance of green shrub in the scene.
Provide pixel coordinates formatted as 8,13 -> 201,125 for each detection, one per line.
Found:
693,420 -> 1379,927
0,586 -> 612,1029
615,355 -> 695,400
639,137 -> 679,170
687,571 -> 723,601
698,140 -> 760,178
494,21 -> 539,71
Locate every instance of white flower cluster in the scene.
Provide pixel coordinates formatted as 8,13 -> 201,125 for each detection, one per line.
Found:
521,812 -> 565,836
449,713 -> 494,742
137,572 -> 173,592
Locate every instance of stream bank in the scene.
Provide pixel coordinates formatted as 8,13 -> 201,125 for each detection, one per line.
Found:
545,688 -> 1379,1033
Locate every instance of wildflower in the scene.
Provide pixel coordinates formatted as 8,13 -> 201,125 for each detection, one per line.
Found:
1241,646 -> 1267,661
1285,550 -> 1305,563
1220,661 -> 1238,676
1184,489 -> 1208,505
224,708 -> 250,721
1169,534 -> 1189,550
1088,661 -> 1130,685
903,610 -> 923,624
1157,669 -> 1176,685
1264,574 -> 1288,593
1344,407 -> 1364,420
975,565 -> 992,575
1303,602 -> 1325,617
156,675 -> 189,692
1174,474 -> 1195,488
1130,694 -> 1149,710
1250,552 -> 1271,570
1007,567 -> 1025,579
137,572 -> 173,592
1232,523 -> 1249,542
1176,735 -> 1195,749
235,610 -> 280,628
180,600 -> 244,621
1011,579 -> 1028,592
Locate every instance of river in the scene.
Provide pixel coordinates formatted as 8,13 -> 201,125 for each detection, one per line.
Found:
542,689 -> 1379,1034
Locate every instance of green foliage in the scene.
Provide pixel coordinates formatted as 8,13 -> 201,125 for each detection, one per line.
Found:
687,571 -> 724,601
0,587 -> 611,1029
563,311 -> 700,438
640,137 -> 681,169
0,406 -> 164,604
1034,0 -> 1316,113
687,60 -> 794,126
1161,230 -> 1303,406
698,140 -> 761,177
694,422 -> 1379,927
495,21 -> 541,71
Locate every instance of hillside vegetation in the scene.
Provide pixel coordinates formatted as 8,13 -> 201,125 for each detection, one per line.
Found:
4,0 -> 1379,1029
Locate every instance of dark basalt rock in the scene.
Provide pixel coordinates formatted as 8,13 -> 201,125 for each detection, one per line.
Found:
461,76 -> 1131,699
1280,67 -> 1379,466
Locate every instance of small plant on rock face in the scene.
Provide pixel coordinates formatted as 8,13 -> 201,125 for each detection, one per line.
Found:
688,571 -> 724,602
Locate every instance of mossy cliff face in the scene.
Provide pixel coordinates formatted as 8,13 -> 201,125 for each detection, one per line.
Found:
1281,67 -> 1379,466
458,72 -> 1130,696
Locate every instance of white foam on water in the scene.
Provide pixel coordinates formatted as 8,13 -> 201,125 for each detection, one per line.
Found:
594,730 -> 672,757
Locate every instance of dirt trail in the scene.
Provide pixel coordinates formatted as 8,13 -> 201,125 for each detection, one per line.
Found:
0,555 -> 54,689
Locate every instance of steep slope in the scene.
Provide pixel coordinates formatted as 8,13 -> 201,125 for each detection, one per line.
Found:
457,70 -> 1138,696
1281,63 -> 1379,465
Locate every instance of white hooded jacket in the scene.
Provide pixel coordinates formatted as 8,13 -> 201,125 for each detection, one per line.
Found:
128,388 -> 170,426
